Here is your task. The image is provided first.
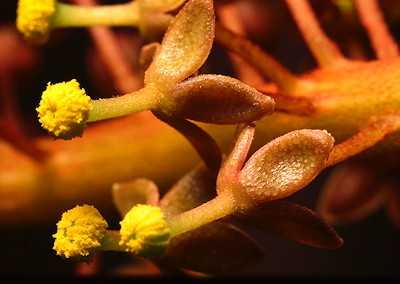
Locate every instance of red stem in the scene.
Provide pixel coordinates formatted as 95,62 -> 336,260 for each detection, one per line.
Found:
354,0 -> 399,59
215,23 -> 298,92
285,0 -> 346,67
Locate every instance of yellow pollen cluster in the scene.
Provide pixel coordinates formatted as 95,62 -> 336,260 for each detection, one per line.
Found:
16,0 -> 56,44
53,204 -> 108,261
36,79 -> 92,140
119,204 -> 171,258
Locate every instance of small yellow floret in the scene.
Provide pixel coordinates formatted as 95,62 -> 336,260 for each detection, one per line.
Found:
16,0 -> 56,44
53,204 -> 108,262
119,204 -> 170,258
36,79 -> 92,140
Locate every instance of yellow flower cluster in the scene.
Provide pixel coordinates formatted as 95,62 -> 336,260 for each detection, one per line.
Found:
53,204 -> 108,261
119,204 -> 171,258
16,0 -> 56,44
36,79 -> 92,140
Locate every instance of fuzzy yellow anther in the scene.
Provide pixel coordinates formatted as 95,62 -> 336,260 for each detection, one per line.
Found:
119,204 -> 170,258
52,204 -> 108,261
16,0 -> 56,44
36,79 -> 92,140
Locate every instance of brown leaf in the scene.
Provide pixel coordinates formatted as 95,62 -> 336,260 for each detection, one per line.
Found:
164,75 -> 275,124
316,163 -> 387,225
153,111 -> 221,173
165,222 -> 264,274
144,0 -> 215,88
159,163 -> 217,216
235,130 -> 334,207
112,178 -> 160,217
237,200 -> 343,249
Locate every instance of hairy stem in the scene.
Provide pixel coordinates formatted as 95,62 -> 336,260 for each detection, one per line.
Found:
88,84 -> 161,122
166,191 -> 237,237
53,1 -> 140,28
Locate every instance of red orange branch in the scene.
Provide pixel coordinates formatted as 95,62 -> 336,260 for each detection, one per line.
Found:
215,23 -> 298,92
285,0 -> 346,67
354,0 -> 399,59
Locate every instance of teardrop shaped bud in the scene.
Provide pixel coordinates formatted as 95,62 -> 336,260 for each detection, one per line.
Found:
144,0 -> 215,88
163,75 -> 275,124
316,163 -> 385,225
236,201 -> 343,249
165,222 -> 264,274
235,129 -> 334,210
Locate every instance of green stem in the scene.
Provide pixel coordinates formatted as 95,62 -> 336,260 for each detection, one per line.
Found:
166,191 -> 237,237
100,230 -> 125,251
53,1 -> 140,28
88,84 -> 161,122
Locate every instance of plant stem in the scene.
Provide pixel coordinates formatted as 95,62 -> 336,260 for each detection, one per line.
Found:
325,113 -> 400,167
53,1 -> 140,28
215,23 -> 298,93
166,191 -> 237,237
88,84 -> 161,122
285,0 -> 346,67
354,0 -> 399,59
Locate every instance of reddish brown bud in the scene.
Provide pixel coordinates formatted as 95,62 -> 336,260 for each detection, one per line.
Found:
163,75 -> 275,124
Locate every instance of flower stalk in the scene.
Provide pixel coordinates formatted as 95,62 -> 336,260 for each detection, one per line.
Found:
87,83 -> 161,122
53,1 -> 140,28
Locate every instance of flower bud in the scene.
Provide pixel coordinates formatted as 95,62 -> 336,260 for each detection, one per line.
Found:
36,79 -> 92,140
16,0 -> 56,44
119,204 -> 170,258
53,204 -> 108,262
163,75 -> 275,124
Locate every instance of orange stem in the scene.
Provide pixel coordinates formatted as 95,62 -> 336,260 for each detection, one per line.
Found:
326,113 -> 400,167
354,0 -> 399,59
285,0 -> 346,67
215,23 -> 298,92
216,2 -> 265,86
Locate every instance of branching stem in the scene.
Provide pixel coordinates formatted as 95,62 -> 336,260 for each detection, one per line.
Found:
215,23 -> 298,93
354,0 -> 399,59
285,0 -> 346,67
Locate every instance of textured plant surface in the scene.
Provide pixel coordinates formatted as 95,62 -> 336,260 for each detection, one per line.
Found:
1,0 -> 400,278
